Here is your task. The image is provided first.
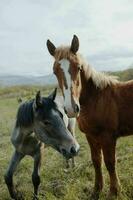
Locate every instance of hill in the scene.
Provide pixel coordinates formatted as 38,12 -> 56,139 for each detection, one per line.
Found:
0,68 -> 132,87
0,74 -> 57,86
110,68 -> 133,81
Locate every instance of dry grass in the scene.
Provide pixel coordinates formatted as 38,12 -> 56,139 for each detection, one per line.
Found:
0,87 -> 132,200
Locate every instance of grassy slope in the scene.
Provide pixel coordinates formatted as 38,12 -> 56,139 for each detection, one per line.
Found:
0,87 -> 133,200
109,68 -> 133,81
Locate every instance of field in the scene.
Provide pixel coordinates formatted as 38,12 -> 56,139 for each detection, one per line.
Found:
0,86 -> 133,200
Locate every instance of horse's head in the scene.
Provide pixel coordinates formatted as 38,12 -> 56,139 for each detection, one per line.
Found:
47,35 -> 82,118
33,89 -> 79,159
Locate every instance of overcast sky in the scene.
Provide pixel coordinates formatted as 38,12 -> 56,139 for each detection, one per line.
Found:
0,0 -> 133,76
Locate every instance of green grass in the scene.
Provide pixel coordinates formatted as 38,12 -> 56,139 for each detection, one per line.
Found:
0,87 -> 133,200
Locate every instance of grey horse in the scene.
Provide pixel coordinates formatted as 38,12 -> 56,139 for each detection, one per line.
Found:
4,89 -> 80,200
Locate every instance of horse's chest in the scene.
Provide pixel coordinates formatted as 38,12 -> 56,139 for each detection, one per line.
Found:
77,107 -> 113,137
77,110 -> 96,134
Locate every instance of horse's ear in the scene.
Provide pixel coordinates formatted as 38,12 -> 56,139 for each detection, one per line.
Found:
46,39 -> 56,56
48,88 -> 57,101
70,35 -> 79,54
35,91 -> 42,108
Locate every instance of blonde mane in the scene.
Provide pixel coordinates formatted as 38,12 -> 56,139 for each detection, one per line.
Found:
55,46 -> 119,89
84,64 -> 119,89
74,52 -> 119,89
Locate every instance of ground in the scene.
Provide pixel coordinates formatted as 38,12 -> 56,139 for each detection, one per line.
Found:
0,86 -> 132,200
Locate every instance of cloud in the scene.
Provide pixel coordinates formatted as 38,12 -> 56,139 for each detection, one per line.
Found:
0,0 -> 133,75
87,48 -> 133,71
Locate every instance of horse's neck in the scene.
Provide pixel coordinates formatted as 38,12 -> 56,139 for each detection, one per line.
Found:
79,66 -> 98,105
18,125 -> 33,136
11,125 -> 33,146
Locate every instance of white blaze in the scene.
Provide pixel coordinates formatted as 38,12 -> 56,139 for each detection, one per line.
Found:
59,59 -> 74,114
54,96 -> 69,127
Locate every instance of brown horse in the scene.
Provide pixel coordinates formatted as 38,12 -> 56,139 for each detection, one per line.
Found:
46,35 -> 133,198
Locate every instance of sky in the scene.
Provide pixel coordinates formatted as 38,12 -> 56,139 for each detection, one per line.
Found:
0,0 -> 133,76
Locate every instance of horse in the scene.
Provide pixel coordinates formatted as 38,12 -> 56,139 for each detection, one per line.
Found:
17,93 -> 76,168
46,35 -> 133,198
17,97 -> 22,104
5,88 -> 80,200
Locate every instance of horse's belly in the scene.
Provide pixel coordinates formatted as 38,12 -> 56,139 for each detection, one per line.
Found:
118,125 -> 133,137
18,137 -> 42,156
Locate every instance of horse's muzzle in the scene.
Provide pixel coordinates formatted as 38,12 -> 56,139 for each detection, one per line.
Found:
59,144 -> 80,159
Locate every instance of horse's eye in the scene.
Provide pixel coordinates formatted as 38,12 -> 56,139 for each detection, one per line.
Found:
43,120 -> 51,126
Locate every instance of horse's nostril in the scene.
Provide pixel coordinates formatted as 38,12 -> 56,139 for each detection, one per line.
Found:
70,146 -> 76,155
74,104 -> 80,113
64,107 -> 68,114
61,148 -> 67,155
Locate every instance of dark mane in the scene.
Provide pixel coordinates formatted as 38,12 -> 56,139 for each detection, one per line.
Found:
16,99 -> 34,127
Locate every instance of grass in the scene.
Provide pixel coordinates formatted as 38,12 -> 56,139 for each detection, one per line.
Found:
0,86 -> 132,200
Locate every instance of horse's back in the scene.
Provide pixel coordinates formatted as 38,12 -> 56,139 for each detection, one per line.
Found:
115,80 -> 133,136
116,80 -> 133,106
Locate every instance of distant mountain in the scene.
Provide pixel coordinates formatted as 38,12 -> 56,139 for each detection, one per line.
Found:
109,68 -> 133,81
0,74 -> 57,86
0,68 -> 133,87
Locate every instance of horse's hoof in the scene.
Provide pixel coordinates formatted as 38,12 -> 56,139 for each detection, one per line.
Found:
72,163 -> 75,168
90,191 -> 100,200
90,187 -> 103,200
107,185 -> 120,199
32,194 -> 39,200
66,162 -> 70,169
107,191 -> 118,200
12,191 -> 24,200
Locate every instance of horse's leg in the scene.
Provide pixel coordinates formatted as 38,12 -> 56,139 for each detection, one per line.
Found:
72,156 -> 75,168
65,159 -> 70,168
32,151 -> 41,199
87,137 -> 103,193
71,129 -> 75,168
67,118 -> 76,168
102,137 -> 120,196
4,150 -> 24,199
